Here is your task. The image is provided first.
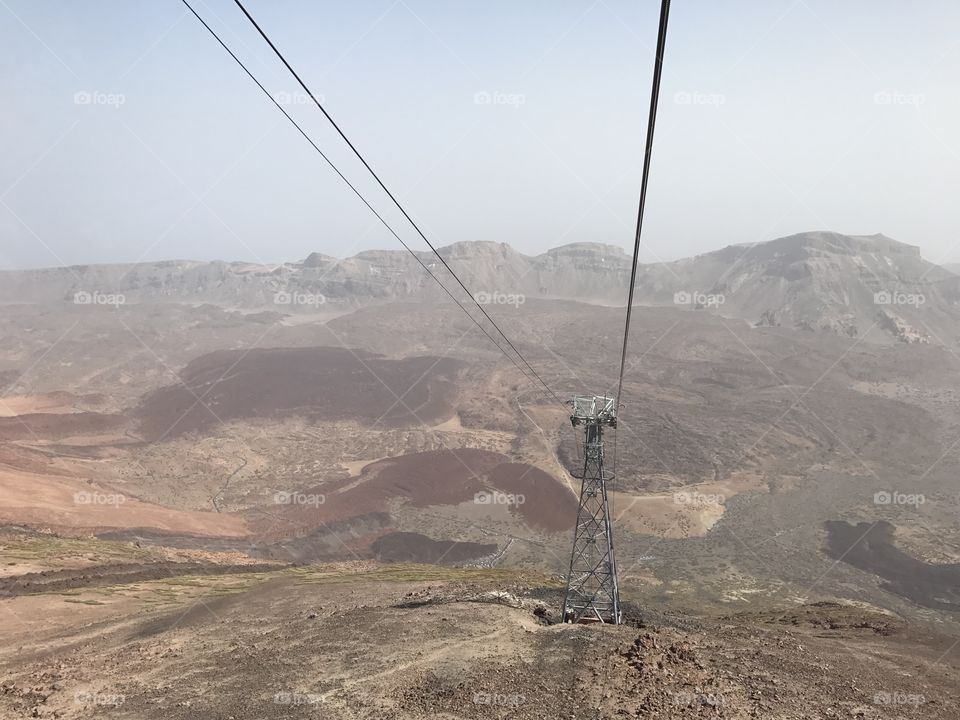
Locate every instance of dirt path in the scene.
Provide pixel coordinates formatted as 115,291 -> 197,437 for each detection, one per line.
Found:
516,396 -> 577,497
211,455 -> 247,512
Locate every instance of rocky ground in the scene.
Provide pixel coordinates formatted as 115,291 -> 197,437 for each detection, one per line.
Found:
0,560 -> 956,719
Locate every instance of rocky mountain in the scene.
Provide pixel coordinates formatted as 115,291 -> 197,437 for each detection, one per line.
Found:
2,231 -> 958,344
639,232 -> 960,344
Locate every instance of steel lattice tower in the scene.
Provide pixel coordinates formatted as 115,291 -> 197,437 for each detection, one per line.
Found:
562,396 -> 621,624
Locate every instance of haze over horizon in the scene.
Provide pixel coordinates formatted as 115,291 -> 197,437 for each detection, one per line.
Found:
0,230 -> 942,272
2,0 -> 959,270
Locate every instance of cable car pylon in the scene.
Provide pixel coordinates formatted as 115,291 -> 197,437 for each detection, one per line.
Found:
562,396 -> 621,624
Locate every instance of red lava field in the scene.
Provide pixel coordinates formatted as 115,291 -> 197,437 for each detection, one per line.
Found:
252,449 -> 576,546
135,347 -> 464,440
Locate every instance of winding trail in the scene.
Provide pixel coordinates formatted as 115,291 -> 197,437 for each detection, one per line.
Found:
516,396 -> 577,497
212,455 -> 248,512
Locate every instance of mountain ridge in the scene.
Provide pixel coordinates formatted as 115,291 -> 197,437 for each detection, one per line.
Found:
1,231 -> 958,344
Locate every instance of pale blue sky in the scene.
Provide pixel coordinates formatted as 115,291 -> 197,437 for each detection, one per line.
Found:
1,0 -> 958,269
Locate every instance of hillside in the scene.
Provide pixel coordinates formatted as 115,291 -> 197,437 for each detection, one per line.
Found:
1,555 -> 956,720
2,232 -> 959,344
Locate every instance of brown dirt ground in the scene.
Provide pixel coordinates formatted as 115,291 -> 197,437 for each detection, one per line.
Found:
0,393 -> 82,417
0,413 -> 126,442
0,566 -> 956,719
0,466 -> 248,537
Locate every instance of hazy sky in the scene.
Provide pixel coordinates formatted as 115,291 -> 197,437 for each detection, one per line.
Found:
1,0 -> 958,270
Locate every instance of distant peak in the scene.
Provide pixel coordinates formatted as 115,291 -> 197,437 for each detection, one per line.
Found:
545,242 -> 629,256
439,241 -> 516,257
302,252 -> 336,268
715,231 -> 919,260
